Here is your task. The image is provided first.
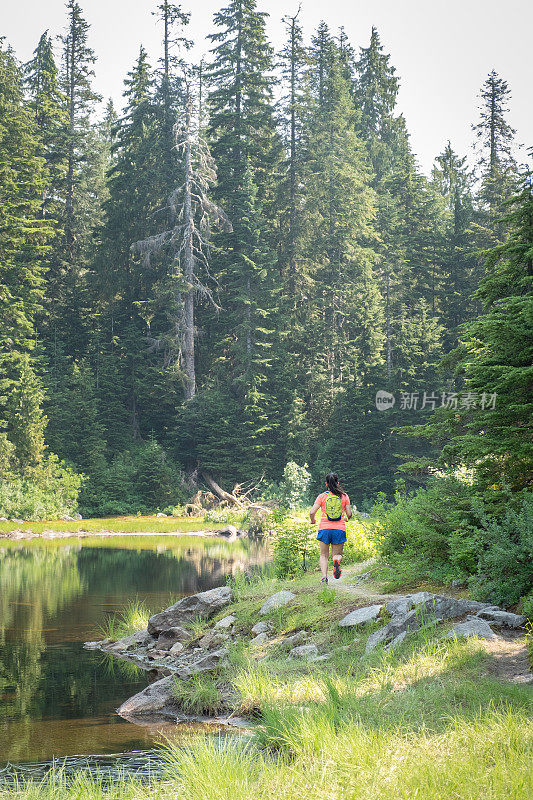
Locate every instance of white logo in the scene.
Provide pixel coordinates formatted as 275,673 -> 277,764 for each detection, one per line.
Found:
375,390 -> 395,410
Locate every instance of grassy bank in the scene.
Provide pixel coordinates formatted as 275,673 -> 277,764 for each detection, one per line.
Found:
3,560 -> 532,799
0,514 -> 231,535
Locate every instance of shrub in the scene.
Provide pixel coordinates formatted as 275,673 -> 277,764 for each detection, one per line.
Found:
0,453 -> 83,520
372,475 -> 480,580
203,506 -> 244,525
260,462 -> 312,509
469,491 -> 533,607
272,517 -> 317,578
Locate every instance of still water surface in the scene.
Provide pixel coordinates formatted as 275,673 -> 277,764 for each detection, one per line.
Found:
0,535 -> 266,766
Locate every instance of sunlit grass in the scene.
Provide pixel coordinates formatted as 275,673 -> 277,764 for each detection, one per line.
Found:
171,674 -> 223,715
98,598 -> 152,640
0,515 -> 227,535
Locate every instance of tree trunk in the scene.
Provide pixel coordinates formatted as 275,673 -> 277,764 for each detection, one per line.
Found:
182,91 -> 196,400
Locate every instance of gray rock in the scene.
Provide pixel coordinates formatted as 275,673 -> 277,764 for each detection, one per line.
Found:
250,632 -> 269,647
0,516 -> 8,521
311,653 -> 331,662
387,592 -> 493,623
156,512 -> 167,517
198,629 -> 230,650
105,630 -> 153,652
450,579 -> 467,588
59,515 -> 75,521
156,626 -> 192,650
446,616 -> 499,640
259,590 -> 296,615
282,630 -> 308,647
385,596 -> 412,617
289,644 -> 319,660
218,525 -> 238,540
169,641 -> 185,656
339,604 -> 382,628
215,614 -> 236,629
251,621 -> 271,635
384,631 -> 407,651
147,586 -> 233,634
475,608 -> 526,628
117,675 -> 175,716
177,647 -> 229,678
365,610 -> 421,654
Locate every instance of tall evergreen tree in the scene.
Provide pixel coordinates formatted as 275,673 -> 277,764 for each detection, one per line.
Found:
472,70 -> 517,240
0,43 -> 54,471
24,30 -> 69,222
431,141 -> 479,348
301,25 -> 383,403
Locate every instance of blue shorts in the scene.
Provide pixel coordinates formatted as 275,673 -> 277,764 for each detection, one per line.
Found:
317,528 -> 347,545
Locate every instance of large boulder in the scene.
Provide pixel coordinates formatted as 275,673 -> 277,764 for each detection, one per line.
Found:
259,590 -> 295,615
446,616 -> 500,640
217,525 -> 238,541
386,592 -> 493,623
147,586 -> 233,635
475,608 -> 526,628
339,604 -> 382,628
117,675 -> 175,717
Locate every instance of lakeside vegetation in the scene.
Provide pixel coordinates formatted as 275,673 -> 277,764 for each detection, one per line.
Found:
3,560 -> 532,799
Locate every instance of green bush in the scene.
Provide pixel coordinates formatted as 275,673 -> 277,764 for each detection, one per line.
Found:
260,461 -> 312,509
272,517 -> 318,578
373,476 -> 479,574
0,453 -> 83,520
203,506 -> 244,525
372,473 -> 533,606
79,441 -> 188,517
469,491 -> 533,607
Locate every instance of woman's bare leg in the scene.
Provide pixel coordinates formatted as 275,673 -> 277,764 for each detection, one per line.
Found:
332,543 -> 344,563
319,541 -> 330,579
332,543 -> 344,578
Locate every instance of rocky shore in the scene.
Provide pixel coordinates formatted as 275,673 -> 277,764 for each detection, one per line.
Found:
1,524 -> 245,541
84,580 -> 529,724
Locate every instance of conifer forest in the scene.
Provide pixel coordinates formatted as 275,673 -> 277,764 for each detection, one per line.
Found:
1,0 -> 531,521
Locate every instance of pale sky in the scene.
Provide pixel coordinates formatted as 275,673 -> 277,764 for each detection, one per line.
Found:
3,0 -> 532,175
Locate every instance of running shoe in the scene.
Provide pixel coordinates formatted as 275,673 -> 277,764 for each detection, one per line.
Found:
321,577 -> 328,584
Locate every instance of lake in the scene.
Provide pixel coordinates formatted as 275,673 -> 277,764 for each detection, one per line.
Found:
0,534 -> 267,771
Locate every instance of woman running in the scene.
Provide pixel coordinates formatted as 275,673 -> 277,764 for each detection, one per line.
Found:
310,472 -> 351,583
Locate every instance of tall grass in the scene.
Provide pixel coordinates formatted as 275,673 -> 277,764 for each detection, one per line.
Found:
98,598 -> 151,640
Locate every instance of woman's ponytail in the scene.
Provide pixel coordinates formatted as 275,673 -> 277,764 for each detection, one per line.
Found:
325,472 -> 346,497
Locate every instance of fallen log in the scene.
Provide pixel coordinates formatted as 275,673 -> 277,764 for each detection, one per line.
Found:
201,471 -> 244,507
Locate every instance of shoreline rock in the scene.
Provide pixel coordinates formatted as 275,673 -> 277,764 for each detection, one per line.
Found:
85,584 -> 527,722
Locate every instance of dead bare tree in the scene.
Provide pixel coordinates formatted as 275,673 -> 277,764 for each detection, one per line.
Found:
131,73 -> 231,399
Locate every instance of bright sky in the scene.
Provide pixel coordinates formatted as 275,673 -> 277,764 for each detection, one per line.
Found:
3,0 -> 531,175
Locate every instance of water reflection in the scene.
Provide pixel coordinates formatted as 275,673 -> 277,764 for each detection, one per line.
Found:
0,536 -> 266,763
